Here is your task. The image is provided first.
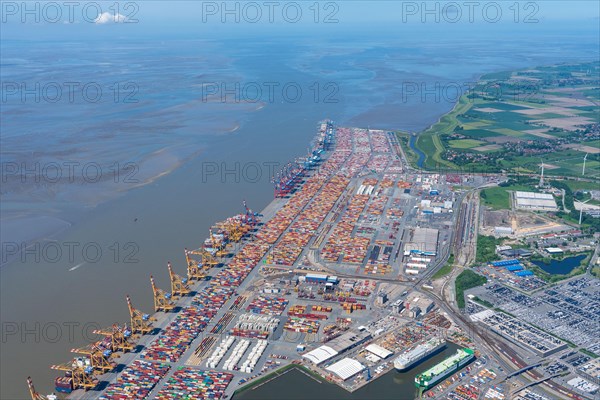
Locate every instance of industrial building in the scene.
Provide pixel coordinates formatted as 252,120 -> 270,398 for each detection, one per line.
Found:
365,344 -> 393,360
302,330 -> 372,365
302,345 -> 339,365
514,191 -> 558,211
376,292 -> 388,306
404,227 -> 439,256
325,358 -> 366,381
494,226 -> 513,236
406,294 -> 435,318
498,248 -> 532,258
391,299 -> 405,314
579,358 -> 600,385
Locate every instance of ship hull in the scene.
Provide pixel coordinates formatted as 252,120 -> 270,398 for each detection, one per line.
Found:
394,342 -> 446,372
414,349 -> 475,390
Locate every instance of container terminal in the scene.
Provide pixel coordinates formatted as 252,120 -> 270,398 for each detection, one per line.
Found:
27,120 -> 589,400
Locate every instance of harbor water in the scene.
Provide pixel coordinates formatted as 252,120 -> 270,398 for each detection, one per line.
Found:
234,343 -> 461,400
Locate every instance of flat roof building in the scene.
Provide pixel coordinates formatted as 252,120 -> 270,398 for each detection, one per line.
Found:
326,358 -> 366,381
302,345 -> 338,365
404,227 -> 439,255
365,344 -> 393,359
515,191 -> 557,211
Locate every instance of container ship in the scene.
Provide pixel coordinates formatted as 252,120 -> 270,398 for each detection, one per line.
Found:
414,348 -> 474,389
393,338 -> 446,372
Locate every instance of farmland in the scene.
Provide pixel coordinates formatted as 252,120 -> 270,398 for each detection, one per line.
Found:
404,61 -> 600,179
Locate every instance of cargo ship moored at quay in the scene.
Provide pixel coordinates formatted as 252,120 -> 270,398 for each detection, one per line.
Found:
414,348 -> 475,389
393,338 -> 446,372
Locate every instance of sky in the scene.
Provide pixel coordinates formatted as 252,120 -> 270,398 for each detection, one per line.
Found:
1,1 -> 599,41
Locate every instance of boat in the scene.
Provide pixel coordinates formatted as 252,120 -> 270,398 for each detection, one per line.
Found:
394,338 -> 446,372
414,348 -> 475,389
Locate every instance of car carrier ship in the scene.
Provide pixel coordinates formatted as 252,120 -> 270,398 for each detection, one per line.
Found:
393,338 -> 446,372
414,348 -> 474,389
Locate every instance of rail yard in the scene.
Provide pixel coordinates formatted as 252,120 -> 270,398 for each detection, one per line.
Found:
27,121 -> 597,400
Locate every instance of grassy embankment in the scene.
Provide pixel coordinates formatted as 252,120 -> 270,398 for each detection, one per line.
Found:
414,95 -> 472,170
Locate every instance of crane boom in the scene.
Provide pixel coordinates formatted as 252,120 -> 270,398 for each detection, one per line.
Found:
168,262 -> 190,297
150,275 -> 174,312
126,295 -> 152,335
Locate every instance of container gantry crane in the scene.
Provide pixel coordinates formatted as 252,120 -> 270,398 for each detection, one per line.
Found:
216,216 -> 249,243
70,343 -> 115,373
243,200 -> 258,226
150,275 -> 175,312
126,295 -> 153,335
208,228 -> 229,257
167,262 -> 190,297
27,377 -> 54,400
92,324 -> 134,354
184,248 -> 216,281
50,360 -> 98,391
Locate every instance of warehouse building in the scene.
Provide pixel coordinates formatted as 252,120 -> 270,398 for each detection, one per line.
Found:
302,345 -> 338,365
326,358 -> 365,381
302,330 -> 371,365
365,344 -> 393,359
514,191 -> 557,211
404,227 -> 439,256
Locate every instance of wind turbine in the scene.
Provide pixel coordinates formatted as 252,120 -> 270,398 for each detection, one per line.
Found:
574,198 -> 592,225
539,159 -> 545,188
582,153 -> 588,176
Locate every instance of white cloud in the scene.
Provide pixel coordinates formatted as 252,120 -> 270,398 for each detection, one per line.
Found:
94,12 -> 127,24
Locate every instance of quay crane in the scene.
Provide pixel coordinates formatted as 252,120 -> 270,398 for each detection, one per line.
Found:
50,360 -> 98,391
70,343 -> 115,373
216,220 -> 243,243
126,295 -> 153,335
92,324 -> 134,354
168,262 -> 191,297
150,275 -> 175,312
184,248 -> 217,281
242,200 -> 258,226
27,377 -> 55,400
208,229 -> 229,257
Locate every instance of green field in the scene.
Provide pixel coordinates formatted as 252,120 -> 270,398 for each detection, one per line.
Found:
448,139 -> 484,149
459,128 -> 501,139
455,270 -> 488,309
560,180 -> 600,191
480,184 -> 532,210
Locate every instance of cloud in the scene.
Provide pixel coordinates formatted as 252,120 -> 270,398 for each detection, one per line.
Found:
94,12 -> 127,24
